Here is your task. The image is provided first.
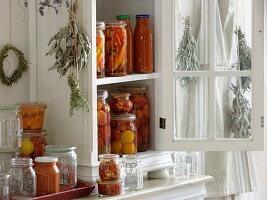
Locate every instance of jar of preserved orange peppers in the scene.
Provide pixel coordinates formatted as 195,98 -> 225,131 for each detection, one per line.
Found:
109,93 -> 133,114
105,21 -> 127,77
97,90 -> 111,155
118,85 -> 150,152
96,21 -> 106,78
111,114 -> 137,155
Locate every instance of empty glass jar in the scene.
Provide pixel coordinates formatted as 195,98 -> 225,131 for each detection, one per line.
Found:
173,163 -> 191,179
181,152 -> 199,176
0,151 -> 16,173
0,173 -> 10,200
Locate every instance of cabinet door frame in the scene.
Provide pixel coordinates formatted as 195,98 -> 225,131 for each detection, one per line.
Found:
160,0 -> 265,151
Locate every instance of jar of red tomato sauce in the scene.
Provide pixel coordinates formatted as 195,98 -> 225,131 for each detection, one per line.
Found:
134,15 -> 153,73
97,90 -> 111,155
105,21 -> 127,77
118,85 -> 150,152
109,93 -> 133,114
96,21 -> 105,78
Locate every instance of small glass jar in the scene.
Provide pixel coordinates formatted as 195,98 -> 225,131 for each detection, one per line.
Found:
173,163 -> 191,179
96,21 -> 106,78
45,145 -> 77,190
99,154 -> 121,181
181,152 -> 199,176
0,105 -> 22,152
97,90 -> 111,155
9,158 -> 36,198
122,155 -> 143,191
21,130 -> 48,159
105,21 -> 127,77
109,93 -> 133,113
97,179 -> 123,196
35,157 -> 60,196
17,102 -> 47,130
110,114 -> 137,155
0,173 -> 10,200
118,85 -> 150,152
0,151 -> 17,173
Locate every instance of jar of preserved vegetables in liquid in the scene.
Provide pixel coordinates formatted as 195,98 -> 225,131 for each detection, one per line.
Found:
118,85 -> 150,152
105,21 -> 127,77
97,90 -> 111,155
116,15 -> 134,74
134,15 -> 153,73
0,173 -> 10,200
111,113 -> 137,155
96,21 -> 106,78
109,93 -> 133,114
45,145 -> 77,190
99,154 -> 121,181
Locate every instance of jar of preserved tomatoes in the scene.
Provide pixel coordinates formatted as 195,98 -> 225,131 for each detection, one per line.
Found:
97,90 -> 111,155
99,154 -> 121,181
118,85 -> 150,152
35,157 -> 60,196
111,113 -> 137,155
21,130 -> 48,159
109,93 -> 133,114
134,15 -> 153,73
96,21 -> 106,78
105,21 -> 127,77
116,15 -> 133,74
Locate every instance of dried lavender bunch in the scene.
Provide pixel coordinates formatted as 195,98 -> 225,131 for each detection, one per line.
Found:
229,83 -> 251,138
236,28 -> 251,91
176,16 -> 199,88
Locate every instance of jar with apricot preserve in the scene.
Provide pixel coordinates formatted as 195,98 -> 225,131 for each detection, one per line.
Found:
118,85 -> 150,151
109,93 -> 133,114
111,113 -> 137,155
97,90 -> 111,155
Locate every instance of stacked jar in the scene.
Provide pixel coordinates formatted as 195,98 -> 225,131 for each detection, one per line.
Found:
96,21 -> 106,78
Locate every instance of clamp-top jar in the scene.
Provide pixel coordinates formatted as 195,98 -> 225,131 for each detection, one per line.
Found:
109,93 -> 133,114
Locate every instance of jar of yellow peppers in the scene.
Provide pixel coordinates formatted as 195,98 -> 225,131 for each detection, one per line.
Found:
105,21 -> 127,77
96,21 -> 106,78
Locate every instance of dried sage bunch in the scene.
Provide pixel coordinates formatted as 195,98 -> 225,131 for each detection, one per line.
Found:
176,16 -> 199,88
46,0 -> 91,116
237,28 -> 251,91
229,83 -> 251,138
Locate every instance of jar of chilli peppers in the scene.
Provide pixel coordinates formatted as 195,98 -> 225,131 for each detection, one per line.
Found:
99,154 -> 121,181
111,113 -> 137,155
97,90 -> 111,155
118,85 -> 150,152
109,93 -> 133,114
105,21 -> 127,77
96,21 -> 105,78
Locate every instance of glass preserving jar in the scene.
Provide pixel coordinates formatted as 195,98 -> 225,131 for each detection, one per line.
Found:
134,15 -> 153,73
116,15 -> 134,74
44,145 -> 77,190
0,105 -> 22,152
110,114 -> 137,155
0,173 -> 10,200
97,179 -> 123,196
96,21 -> 106,78
0,151 -> 16,173
105,21 -> 127,77
109,93 -> 133,114
99,154 -> 121,181
122,155 -> 143,191
9,158 -> 36,198
21,130 -> 48,159
17,102 -> 47,130
180,152 -> 200,176
97,90 -> 111,155
118,85 -> 150,151
35,157 -> 60,196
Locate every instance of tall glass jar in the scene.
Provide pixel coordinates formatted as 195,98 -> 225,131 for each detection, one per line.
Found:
181,152 -> 200,176
0,173 -> 10,200
99,154 -> 121,181
110,113 -> 137,155
97,90 -> 111,155
0,105 -> 22,152
116,15 -> 134,74
122,155 -> 143,191
105,21 -> 127,77
109,93 -> 133,114
118,85 -> 150,151
45,145 -> 77,190
134,15 -> 153,73
9,158 -> 36,198
96,21 -> 106,78
0,151 -> 16,173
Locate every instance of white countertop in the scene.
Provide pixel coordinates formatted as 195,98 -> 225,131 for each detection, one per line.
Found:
76,175 -> 213,200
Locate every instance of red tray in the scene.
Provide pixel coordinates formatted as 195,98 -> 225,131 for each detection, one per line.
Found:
31,180 -> 95,200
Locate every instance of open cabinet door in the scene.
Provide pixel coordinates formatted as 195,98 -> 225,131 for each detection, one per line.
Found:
160,0 -> 265,151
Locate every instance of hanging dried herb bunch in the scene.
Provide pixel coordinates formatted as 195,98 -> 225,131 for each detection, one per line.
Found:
236,28 -> 251,91
176,16 -> 199,88
46,0 -> 91,116
229,83 -> 251,138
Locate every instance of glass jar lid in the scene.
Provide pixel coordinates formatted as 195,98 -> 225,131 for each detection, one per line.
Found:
106,21 -> 126,27
0,105 -> 20,111
111,113 -> 136,121
97,90 -> 108,99
116,15 -> 130,19
22,129 -> 47,137
118,85 -> 148,93
96,21 -> 105,29
45,145 -> 76,153
111,93 -> 131,98
98,154 -> 119,160
11,158 -> 33,167
35,156 -> 58,163
136,14 -> 150,18
17,102 -> 47,110
123,155 -> 141,164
